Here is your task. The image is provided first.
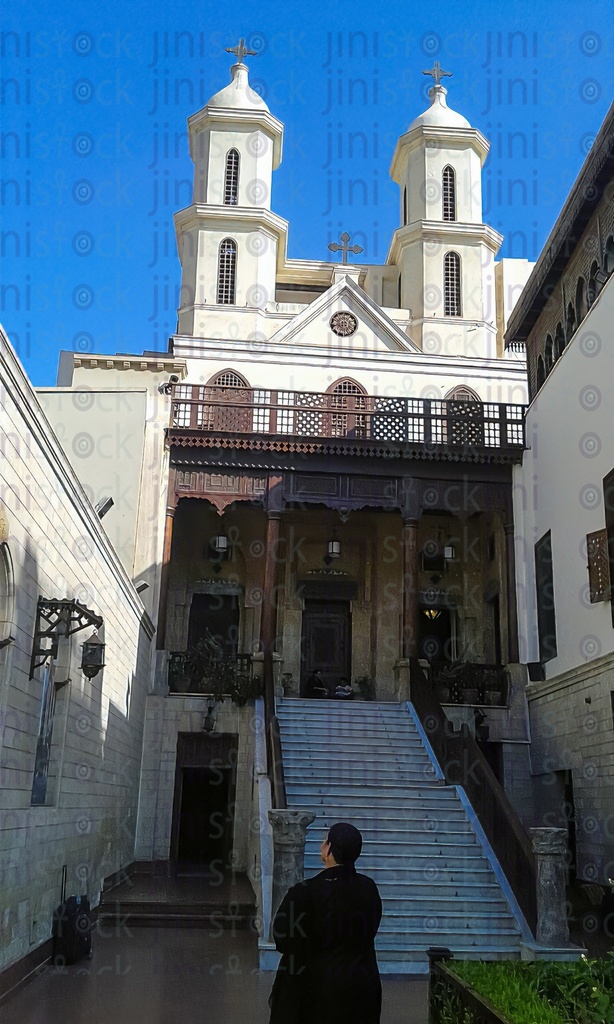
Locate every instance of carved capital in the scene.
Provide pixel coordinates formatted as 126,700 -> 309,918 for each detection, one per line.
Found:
268,809 -> 316,849
530,827 -> 568,856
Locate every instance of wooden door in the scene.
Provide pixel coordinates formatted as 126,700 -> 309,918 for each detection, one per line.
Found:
300,599 -> 351,695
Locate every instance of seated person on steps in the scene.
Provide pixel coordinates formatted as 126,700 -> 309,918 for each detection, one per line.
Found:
305,668 -> 330,699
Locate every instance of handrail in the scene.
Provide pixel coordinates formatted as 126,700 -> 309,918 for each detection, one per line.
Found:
410,659 -> 537,936
267,715 -> 287,810
169,385 -> 525,452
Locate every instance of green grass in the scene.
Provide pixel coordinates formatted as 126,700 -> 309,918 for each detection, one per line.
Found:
444,955 -> 614,1024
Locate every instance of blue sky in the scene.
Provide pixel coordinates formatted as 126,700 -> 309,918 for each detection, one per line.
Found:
1,0 -> 612,385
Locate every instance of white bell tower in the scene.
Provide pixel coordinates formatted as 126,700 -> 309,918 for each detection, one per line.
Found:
389,63 -> 502,358
174,40 -> 286,338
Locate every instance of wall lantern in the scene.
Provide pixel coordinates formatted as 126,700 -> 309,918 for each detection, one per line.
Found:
444,545 -> 456,561
327,539 -> 341,559
211,535 -> 229,555
423,608 -> 441,621
29,597 -> 103,679
81,631 -> 106,679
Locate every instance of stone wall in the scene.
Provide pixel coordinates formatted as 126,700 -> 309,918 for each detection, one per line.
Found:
0,330 -> 153,973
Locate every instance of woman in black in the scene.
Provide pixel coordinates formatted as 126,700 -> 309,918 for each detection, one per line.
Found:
269,822 -> 382,1024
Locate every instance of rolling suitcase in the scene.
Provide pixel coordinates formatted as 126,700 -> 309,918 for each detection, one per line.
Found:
53,894 -> 93,965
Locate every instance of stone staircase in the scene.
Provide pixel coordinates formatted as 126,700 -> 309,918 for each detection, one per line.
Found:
277,698 -> 529,973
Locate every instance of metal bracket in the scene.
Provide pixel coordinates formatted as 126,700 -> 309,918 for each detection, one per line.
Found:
29,597 -> 103,679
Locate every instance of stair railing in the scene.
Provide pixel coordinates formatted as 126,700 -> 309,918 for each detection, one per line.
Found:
261,645 -> 287,809
409,658 -> 537,937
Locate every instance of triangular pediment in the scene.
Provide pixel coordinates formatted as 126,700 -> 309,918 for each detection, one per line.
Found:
268,276 -> 420,354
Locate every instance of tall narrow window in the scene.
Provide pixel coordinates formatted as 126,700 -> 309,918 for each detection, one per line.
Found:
535,355 -> 545,391
31,662 -> 56,805
544,335 -> 554,373
442,166 -> 456,221
535,531 -> 557,663
224,149 -> 240,205
444,252 -> 461,316
403,187 -> 407,226
217,238 -> 237,304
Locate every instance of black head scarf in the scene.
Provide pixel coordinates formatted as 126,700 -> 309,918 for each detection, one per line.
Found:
327,822 -> 363,865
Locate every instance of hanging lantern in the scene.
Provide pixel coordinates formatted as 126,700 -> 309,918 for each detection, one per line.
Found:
81,631 -> 105,679
327,539 -> 341,559
211,535 -> 229,554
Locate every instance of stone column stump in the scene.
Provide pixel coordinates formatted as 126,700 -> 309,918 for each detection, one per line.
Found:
268,809 -> 316,937
530,827 -> 570,946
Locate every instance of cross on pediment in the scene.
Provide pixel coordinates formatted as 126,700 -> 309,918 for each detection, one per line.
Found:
225,37 -> 257,64
328,231 -> 363,264
422,61 -> 452,86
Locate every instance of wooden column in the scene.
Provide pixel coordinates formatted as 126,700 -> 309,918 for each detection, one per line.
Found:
157,468 -> 179,651
402,517 -> 420,660
261,475 -> 283,720
504,519 -> 520,664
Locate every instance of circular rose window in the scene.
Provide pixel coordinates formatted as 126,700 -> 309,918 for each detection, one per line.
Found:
330,311 -> 358,337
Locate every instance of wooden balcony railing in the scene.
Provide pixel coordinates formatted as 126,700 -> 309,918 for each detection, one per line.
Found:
169,385 -> 525,453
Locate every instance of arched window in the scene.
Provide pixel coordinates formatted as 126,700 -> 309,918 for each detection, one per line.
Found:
587,261 -> 599,306
605,236 -> 614,277
544,335 -> 554,373
442,166 -> 456,221
564,303 -> 575,345
0,542 -> 14,648
536,355 -> 545,390
444,252 -> 462,316
207,370 -> 250,388
204,369 -> 252,432
217,238 -> 237,304
224,149 -> 240,205
327,379 -> 368,438
575,277 -> 587,323
444,385 -> 481,402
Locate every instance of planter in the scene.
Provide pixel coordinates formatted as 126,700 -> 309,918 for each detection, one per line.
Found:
436,685 -> 451,703
460,687 -> 480,704
484,689 -> 503,706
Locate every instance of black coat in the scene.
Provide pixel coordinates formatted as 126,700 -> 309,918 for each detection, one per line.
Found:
269,865 -> 382,1024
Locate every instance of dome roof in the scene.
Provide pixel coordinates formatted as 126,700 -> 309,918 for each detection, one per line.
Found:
207,62 -> 270,113
408,85 -> 471,131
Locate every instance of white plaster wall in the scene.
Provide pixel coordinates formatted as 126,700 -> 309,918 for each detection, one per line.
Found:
513,276 -> 614,675
178,349 -> 527,407
0,329 -> 154,971
37,389 -> 147,577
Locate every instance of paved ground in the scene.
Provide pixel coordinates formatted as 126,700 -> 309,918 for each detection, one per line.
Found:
2,925 -> 430,1024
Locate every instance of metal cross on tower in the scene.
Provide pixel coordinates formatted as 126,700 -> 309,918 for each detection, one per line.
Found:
422,61 -> 453,86
328,231 -> 363,264
225,37 -> 257,64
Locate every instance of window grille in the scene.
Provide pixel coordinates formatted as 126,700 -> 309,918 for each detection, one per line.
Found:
211,371 -> 248,388
445,386 -> 480,402
224,149 -> 239,205
587,529 -> 610,603
444,252 -> 461,316
329,380 -> 368,438
442,166 -> 456,221
217,238 -> 237,304
535,531 -> 557,663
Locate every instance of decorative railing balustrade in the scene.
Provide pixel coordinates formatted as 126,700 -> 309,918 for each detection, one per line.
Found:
169,385 -> 525,453
167,651 -> 252,694
430,663 -> 509,706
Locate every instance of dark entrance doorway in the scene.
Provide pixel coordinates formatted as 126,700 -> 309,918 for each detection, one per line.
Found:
171,733 -> 237,876
301,599 -> 351,695
419,607 -> 454,662
188,592 -> 240,656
